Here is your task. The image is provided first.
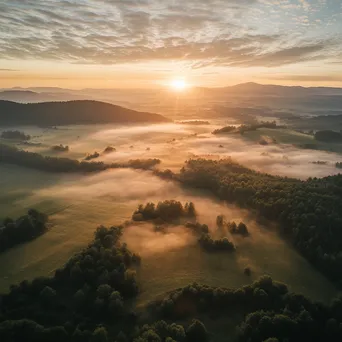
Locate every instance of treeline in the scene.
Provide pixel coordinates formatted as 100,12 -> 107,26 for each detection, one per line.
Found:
1,130 -> 31,140
153,276 -> 342,342
198,234 -> 235,252
0,209 -> 48,253
179,120 -> 210,125
132,200 -> 196,223
134,319 -> 209,342
212,121 -> 282,135
178,158 -> 342,286
51,144 -> 69,152
216,215 -> 250,237
0,225 -> 141,342
0,144 -> 160,172
84,151 -> 100,161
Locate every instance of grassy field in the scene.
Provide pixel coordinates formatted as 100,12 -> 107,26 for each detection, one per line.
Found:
0,164 -> 337,305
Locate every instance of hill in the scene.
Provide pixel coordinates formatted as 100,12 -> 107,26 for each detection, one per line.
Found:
0,100 -> 170,126
200,82 -> 342,97
0,90 -> 87,103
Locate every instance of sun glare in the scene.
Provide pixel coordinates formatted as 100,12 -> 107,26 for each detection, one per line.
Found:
170,78 -> 188,91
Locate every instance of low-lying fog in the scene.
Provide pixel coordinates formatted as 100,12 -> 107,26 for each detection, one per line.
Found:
1,121 -> 341,304
0,165 -> 338,304
5,121 -> 342,179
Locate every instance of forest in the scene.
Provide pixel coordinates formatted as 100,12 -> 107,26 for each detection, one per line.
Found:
177,158 -> 342,286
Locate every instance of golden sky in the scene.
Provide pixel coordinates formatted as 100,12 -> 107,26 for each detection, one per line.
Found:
1,0 -> 342,89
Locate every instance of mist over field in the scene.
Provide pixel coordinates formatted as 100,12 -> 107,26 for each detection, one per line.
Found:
4,121 -> 342,179
0,164 -> 337,305
1,89 -> 342,342
2,112 -> 342,299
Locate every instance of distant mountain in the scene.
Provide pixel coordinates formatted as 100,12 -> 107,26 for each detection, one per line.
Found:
0,90 -> 42,102
0,90 -> 89,103
3,83 -> 342,101
0,100 -> 170,126
217,82 -> 342,96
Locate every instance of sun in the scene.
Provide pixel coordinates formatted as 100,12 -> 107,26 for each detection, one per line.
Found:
169,78 -> 188,91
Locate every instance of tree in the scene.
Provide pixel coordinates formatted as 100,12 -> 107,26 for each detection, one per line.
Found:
40,286 -> 56,305
216,215 -> 225,227
186,320 -> 208,342
92,327 -> 108,342
96,284 -> 112,299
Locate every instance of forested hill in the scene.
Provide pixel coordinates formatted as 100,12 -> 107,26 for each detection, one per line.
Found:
0,100 -> 170,126
178,158 -> 342,286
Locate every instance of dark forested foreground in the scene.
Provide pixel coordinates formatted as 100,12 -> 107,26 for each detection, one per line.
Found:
0,210 -> 48,253
0,100 -> 169,126
176,158 -> 342,286
1,208 -> 342,342
0,144 -> 161,172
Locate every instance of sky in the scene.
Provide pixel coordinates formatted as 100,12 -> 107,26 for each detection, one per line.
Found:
0,0 -> 342,89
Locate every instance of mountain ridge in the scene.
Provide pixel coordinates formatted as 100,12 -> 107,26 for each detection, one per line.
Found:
0,100 -> 170,126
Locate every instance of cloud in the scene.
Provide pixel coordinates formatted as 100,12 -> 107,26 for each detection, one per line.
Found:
0,0 -> 340,68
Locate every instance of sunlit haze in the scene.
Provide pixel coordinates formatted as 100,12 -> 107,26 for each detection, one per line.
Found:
169,79 -> 189,91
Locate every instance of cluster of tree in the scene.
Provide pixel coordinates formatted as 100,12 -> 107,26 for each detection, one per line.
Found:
178,158 -> 342,286
0,225 -> 141,342
212,121 -> 282,135
336,162 -> 342,169
51,144 -> 69,152
0,144 -> 161,173
198,233 -> 236,252
132,200 -> 196,223
154,276 -> 342,341
153,168 -> 175,180
229,221 -> 249,237
312,161 -> 328,165
84,151 -> 100,160
133,319 -> 209,342
0,209 -> 48,253
0,100 -> 169,126
184,222 -> 209,235
103,146 -> 116,153
259,136 -> 277,145
1,130 -> 31,140
179,120 -> 210,125
216,215 -> 249,237
126,158 -> 160,170
212,126 -> 236,134
314,130 -> 342,143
